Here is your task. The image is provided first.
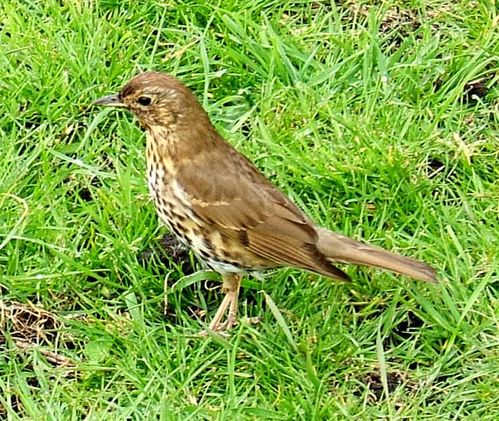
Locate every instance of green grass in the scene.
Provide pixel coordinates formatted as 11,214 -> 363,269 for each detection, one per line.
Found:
1,0 -> 498,418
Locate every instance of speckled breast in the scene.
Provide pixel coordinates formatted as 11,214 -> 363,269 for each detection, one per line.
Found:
145,131 -> 273,275
146,140 -> 241,273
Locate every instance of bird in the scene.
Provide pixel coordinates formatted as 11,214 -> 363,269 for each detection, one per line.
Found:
93,71 -> 436,332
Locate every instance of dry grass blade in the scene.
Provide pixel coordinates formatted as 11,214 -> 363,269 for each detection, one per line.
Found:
0,300 -> 75,368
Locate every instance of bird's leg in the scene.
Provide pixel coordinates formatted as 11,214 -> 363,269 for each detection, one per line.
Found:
207,294 -> 232,330
207,273 -> 242,332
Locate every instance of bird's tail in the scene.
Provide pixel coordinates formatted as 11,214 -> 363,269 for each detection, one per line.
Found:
316,228 -> 436,283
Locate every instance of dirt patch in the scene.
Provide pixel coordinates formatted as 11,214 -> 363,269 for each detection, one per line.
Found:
462,76 -> 494,103
0,300 -> 75,367
391,310 -> 424,340
426,156 -> 449,180
434,72 -> 496,105
363,370 -> 415,402
379,6 -> 421,46
0,301 -> 78,417
344,3 -> 423,47
139,232 -> 196,275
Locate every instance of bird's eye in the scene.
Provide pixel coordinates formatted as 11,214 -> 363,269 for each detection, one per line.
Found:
137,96 -> 152,106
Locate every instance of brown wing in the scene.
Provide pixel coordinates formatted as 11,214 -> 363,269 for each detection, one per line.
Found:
177,142 -> 349,281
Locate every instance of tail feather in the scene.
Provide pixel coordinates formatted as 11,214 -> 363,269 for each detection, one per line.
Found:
316,228 -> 436,283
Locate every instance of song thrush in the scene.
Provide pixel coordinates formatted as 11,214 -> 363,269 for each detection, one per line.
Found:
94,72 -> 436,332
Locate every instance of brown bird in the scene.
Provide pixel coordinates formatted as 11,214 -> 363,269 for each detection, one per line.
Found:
94,71 -> 436,332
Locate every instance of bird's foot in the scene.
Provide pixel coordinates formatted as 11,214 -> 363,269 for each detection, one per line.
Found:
246,316 -> 262,325
198,273 -> 242,336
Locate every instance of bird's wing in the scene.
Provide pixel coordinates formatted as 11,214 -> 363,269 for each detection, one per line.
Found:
177,146 -> 349,280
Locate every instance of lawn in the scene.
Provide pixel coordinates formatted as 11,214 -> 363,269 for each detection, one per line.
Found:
1,0 -> 498,419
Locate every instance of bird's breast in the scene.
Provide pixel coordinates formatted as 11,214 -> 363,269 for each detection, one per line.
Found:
144,132 -> 206,257
144,129 -> 273,274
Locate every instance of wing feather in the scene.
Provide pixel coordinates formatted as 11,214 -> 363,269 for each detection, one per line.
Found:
176,145 -> 349,280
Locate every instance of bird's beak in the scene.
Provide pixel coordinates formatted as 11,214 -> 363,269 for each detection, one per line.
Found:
93,94 -> 126,107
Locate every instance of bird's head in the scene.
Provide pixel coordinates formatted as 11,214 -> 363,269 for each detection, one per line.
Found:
93,71 -> 203,129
